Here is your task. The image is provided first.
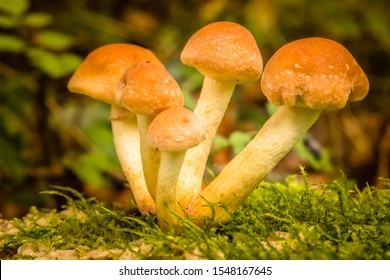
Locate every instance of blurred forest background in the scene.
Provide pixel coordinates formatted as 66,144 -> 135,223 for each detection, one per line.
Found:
0,0 -> 389,219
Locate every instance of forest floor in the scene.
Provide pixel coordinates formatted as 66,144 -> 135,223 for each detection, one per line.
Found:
1,171 -> 389,260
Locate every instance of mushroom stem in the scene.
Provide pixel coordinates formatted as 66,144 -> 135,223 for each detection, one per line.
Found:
110,106 -> 155,215
155,151 -> 186,232
187,106 -> 321,224
137,114 -> 161,199
176,77 -> 236,211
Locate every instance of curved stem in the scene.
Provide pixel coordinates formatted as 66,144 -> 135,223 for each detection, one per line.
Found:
156,152 -> 186,233
110,106 -> 155,215
137,115 -> 161,200
187,106 -> 321,224
176,77 -> 236,212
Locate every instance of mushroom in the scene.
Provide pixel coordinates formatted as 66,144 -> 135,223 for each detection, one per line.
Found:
146,107 -> 206,232
115,62 -> 184,200
67,43 -> 164,215
176,21 -> 263,211
187,37 -> 369,224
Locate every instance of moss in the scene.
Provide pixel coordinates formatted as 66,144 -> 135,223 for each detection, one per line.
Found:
1,173 -> 389,260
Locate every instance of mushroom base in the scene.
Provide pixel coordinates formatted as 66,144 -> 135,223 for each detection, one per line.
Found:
187,106 -> 322,224
156,151 -> 186,233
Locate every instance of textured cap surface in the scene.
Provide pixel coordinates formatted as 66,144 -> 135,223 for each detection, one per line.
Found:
147,107 -> 206,152
180,21 -> 263,84
116,62 -> 184,116
261,37 -> 369,110
67,44 -> 164,104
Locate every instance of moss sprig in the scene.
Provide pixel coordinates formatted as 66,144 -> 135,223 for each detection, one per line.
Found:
1,173 -> 389,260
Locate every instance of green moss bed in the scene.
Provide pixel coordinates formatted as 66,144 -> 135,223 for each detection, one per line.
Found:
1,171 -> 389,260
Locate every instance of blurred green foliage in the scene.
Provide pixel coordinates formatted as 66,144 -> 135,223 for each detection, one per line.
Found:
0,0 -> 80,187
0,0 -> 389,217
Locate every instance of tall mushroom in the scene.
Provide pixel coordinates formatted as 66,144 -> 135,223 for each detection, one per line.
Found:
67,43 -> 164,215
147,107 -> 206,232
177,21 -> 263,211
115,62 -> 184,200
187,37 -> 369,224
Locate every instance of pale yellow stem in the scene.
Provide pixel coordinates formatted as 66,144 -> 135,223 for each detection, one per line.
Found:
176,77 -> 236,212
110,106 -> 155,215
156,151 -> 186,233
137,114 -> 161,199
187,106 -> 321,224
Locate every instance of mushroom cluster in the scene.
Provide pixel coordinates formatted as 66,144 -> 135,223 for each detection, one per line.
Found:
68,22 -> 369,232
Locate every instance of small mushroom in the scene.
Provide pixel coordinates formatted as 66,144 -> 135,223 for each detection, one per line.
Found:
67,43 -> 164,215
147,107 -> 206,232
187,37 -> 369,224
115,62 -> 184,200
177,21 -> 263,211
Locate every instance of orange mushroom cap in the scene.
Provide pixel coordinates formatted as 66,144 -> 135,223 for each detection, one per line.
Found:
180,21 -> 263,84
261,37 -> 369,110
147,107 -> 206,152
116,62 -> 184,116
67,43 -> 164,104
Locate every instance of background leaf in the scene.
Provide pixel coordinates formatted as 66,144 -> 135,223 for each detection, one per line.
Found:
36,31 -> 75,51
0,0 -> 29,15
23,12 -> 53,28
0,14 -> 18,28
0,34 -> 25,52
26,48 -> 82,78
